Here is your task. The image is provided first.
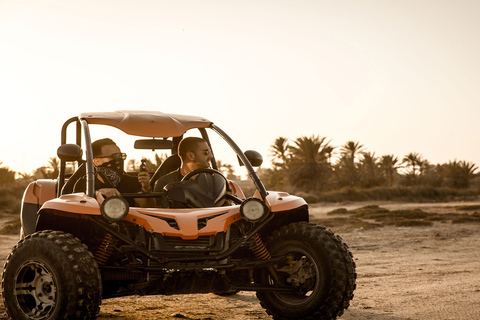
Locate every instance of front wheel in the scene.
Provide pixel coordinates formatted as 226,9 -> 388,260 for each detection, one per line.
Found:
256,222 -> 356,320
1,230 -> 102,320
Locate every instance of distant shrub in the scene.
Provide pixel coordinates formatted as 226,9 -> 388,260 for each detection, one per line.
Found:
0,181 -> 29,215
451,214 -> 480,224
455,205 -> 480,211
327,208 -> 349,215
394,220 -> 432,227
0,218 -> 20,235
316,186 -> 480,203
295,192 -> 319,203
0,189 -> 23,214
351,205 -> 390,219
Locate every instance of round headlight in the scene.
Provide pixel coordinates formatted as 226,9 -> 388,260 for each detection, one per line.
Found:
100,196 -> 129,221
240,198 -> 269,223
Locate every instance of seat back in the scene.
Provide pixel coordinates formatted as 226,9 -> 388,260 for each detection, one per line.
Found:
149,154 -> 181,189
60,162 -> 86,195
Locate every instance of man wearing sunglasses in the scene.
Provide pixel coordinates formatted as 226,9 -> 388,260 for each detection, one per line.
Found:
153,137 -> 213,194
153,137 -> 234,208
74,138 -> 152,207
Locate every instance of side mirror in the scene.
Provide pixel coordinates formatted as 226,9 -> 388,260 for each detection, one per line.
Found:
238,150 -> 263,167
57,144 -> 83,162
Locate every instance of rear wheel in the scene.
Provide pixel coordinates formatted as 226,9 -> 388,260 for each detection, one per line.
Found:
256,222 -> 356,320
2,230 -> 102,320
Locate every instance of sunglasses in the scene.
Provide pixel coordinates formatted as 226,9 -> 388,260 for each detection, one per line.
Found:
98,152 -> 127,160
198,149 -> 212,156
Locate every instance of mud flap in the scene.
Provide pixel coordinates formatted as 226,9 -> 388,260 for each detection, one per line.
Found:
20,202 -> 39,236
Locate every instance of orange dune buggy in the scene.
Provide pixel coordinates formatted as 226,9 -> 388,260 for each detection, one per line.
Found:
1,111 -> 356,320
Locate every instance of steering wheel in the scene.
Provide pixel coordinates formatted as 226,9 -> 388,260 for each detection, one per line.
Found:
182,168 -> 243,205
165,168 -> 230,208
182,168 -> 226,182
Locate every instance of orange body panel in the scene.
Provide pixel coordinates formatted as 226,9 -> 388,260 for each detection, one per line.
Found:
265,192 -> 307,212
252,190 -> 307,212
126,207 -> 242,239
228,180 -> 246,200
39,193 -> 103,215
37,189 -> 304,240
39,192 -> 242,240
22,180 -> 57,206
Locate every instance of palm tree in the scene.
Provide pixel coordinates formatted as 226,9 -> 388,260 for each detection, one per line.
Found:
438,160 -> 478,188
341,141 -> 364,168
401,152 -> 429,186
17,172 -> 34,186
288,135 -> 333,191
358,152 -> 381,187
35,157 -> 60,179
265,137 -> 291,189
418,158 -> 431,176
402,152 -> 422,176
269,137 -> 290,168
324,145 -> 334,165
335,141 -> 365,187
379,154 -> 399,187
216,160 -> 237,180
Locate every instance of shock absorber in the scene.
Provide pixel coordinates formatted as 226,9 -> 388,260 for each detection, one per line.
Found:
250,233 -> 271,260
94,233 -> 116,265
251,233 -> 281,284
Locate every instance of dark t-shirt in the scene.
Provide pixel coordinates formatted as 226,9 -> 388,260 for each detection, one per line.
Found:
153,169 -> 183,192
74,172 -> 142,206
153,169 -> 183,207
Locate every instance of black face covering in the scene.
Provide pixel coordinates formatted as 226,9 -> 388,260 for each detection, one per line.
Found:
96,159 -> 124,187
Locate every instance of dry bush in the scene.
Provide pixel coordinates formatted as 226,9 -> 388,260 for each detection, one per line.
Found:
326,208 -> 349,215
455,205 -> 480,211
0,218 -> 20,235
451,214 -> 480,224
394,220 -> 432,227
323,205 -> 480,229
294,192 -> 319,203
311,216 -> 382,232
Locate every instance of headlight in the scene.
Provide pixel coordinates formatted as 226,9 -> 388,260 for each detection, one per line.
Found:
100,196 -> 129,221
240,198 -> 269,223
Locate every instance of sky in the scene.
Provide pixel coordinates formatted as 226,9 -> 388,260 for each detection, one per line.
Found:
1,0 -> 480,175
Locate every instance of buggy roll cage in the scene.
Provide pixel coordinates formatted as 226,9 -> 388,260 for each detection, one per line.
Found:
57,113 -> 268,201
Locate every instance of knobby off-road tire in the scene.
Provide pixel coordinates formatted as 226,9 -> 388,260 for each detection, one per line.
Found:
1,230 -> 102,320
256,222 -> 356,320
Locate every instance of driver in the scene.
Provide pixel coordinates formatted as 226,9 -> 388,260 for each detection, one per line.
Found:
153,137 -> 213,194
74,138 -> 153,207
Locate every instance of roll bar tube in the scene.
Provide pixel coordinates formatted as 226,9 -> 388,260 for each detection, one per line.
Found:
58,117 -> 83,197
80,119 -> 96,197
210,124 -> 267,201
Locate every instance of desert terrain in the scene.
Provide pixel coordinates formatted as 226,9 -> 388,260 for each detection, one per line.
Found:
1,201 -> 480,320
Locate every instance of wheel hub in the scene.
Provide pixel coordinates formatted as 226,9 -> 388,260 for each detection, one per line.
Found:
277,255 -> 315,288
14,261 -> 57,319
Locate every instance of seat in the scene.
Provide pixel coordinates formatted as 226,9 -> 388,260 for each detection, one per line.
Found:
60,162 -> 86,195
149,154 -> 181,189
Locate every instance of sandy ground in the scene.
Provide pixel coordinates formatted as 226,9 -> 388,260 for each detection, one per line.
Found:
1,201 -> 480,320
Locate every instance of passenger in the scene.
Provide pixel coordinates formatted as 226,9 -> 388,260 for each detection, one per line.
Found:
74,138 -> 153,207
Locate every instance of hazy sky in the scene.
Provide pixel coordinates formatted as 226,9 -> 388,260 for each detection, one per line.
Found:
1,0 -> 480,174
